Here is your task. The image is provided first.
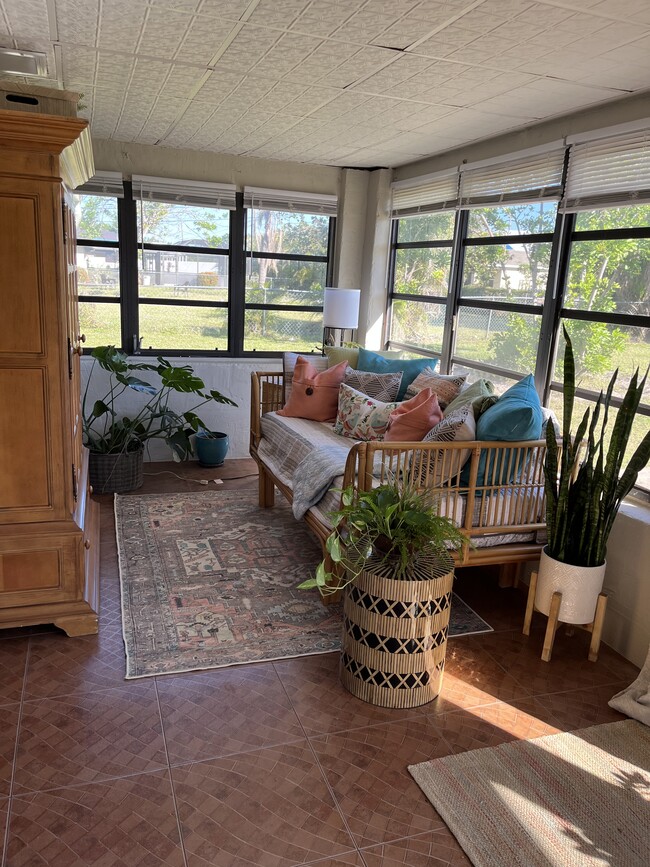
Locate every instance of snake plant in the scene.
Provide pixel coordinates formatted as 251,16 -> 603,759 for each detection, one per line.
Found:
545,326 -> 650,568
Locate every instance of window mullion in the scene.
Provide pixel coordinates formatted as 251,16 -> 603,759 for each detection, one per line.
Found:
441,209 -> 467,374
539,211 -> 575,403
383,218 -> 399,348
118,181 -> 139,354
230,192 -> 245,356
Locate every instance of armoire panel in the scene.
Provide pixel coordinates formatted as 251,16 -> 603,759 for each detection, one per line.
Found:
0,193 -> 43,354
0,368 -> 50,509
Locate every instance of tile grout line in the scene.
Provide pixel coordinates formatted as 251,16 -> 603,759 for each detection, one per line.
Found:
153,679 -> 190,867
272,661 -> 364,861
1,638 -> 31,867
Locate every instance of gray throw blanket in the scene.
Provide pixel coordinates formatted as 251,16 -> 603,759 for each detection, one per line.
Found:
292,444 -> 351,520
609,645 -> 650,727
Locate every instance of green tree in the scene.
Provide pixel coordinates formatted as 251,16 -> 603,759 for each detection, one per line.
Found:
75,195 -> 118,239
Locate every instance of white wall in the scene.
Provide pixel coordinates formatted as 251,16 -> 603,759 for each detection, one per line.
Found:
81,356 -> 281,461
92,138 -> 340,193
601,501 -> 650,669
394,91 -> 649,182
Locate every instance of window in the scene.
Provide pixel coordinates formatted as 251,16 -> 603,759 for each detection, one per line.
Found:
136,201 -> 230,352
455,201 -> 557,381
388,212 -> 455,356
550,204 -> 650,489
243,187 -> 336,352
74,193 -> 121,348
387,137 -> 650,492
74,178 -> 336,357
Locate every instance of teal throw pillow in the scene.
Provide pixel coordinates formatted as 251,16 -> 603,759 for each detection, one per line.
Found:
357,349 -> 437,400
461,374 -> 543,487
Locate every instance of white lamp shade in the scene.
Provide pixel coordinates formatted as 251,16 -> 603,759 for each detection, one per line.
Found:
323,288 -> 360,329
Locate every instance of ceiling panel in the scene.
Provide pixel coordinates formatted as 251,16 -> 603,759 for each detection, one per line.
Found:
0,0 -> 647,168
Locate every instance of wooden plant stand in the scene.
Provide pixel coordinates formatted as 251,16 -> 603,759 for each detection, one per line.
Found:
523,570 -> 608,663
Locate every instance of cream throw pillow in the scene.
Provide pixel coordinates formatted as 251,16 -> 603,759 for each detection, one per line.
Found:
333,383 -> 398,441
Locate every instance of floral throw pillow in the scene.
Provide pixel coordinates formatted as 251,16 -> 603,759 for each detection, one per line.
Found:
333,383 -> 398,441
405,368 -> 467,408
343,368 -> 403,402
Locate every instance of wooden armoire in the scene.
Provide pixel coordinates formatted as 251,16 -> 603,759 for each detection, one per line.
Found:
0,106 -> 100,636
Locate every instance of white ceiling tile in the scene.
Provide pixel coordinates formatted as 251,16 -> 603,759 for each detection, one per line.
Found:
246,0 -> 311,29
55,0 -> 100,45
1,0 -> 51,41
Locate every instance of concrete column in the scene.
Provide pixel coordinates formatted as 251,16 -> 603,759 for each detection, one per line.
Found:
357,168 -> 392,349
333,168 -> 369,290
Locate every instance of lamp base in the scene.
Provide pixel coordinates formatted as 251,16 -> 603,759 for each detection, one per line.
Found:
323,327 -> 356,352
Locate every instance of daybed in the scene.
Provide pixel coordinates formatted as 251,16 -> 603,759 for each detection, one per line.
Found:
250,371 -> 547,595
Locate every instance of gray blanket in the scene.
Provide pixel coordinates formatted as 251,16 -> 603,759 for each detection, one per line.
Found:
292,443 -> 351,520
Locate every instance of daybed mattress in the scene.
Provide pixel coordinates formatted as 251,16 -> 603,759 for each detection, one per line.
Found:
258,412 -> 541,549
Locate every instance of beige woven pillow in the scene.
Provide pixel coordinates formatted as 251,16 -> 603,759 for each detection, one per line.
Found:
405,368 -> 467,408
415,404 -> 476,485
343,367 -> 403,402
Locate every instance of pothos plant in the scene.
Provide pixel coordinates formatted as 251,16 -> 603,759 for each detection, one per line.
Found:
299,479 -> 468,596
82,346 -> 237,460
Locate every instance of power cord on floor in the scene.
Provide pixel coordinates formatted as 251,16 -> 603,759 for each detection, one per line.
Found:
143,470 -> 258,485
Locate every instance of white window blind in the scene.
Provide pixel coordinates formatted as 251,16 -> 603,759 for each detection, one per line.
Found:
562,129 -> 650,210
132,175 -> 237,209
391,170 -> 459,216
459,149 -> 565,207
77,171 -> 124,198
243,186 -> 337,216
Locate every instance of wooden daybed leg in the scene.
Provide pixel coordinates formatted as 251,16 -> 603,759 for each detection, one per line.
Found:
498,562 -> 518,588
258,465 -> 275,508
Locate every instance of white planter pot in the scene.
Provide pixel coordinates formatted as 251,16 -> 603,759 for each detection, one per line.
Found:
535,547 -> 606,625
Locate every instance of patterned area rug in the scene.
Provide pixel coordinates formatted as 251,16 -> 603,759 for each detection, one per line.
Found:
115,491 -> 492,679
409,720 -> 650,867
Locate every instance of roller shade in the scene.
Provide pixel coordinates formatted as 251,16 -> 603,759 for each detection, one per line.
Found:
562,129 -> 650,210
459,149 -> 565,207
132,175 -> 237,209
76,171 -> 124,197
243,186 -> 337,216
391,170 -> 459,216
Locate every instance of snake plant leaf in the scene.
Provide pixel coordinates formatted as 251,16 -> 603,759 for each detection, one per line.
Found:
545,327 -> 650,567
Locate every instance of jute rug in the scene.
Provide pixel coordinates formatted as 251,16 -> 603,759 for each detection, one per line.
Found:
409,720 -> 650,867
115,491 -> 492,679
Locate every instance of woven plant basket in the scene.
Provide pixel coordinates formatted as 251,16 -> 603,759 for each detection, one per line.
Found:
88,445 -> 144,494
340,552 -> 455,709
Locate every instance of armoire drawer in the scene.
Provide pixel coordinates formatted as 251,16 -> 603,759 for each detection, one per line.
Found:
0,534 -> 80,609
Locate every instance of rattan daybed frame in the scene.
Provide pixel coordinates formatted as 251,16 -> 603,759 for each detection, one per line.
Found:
250,371 -> 546,587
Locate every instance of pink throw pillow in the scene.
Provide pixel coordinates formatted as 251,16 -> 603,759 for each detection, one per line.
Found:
277,357 -> 348,422
384,388 -> 443,442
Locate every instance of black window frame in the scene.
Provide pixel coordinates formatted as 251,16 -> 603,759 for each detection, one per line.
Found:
239,202 -> 336,358
75,183 -> 336,358
387,202 -> 650,492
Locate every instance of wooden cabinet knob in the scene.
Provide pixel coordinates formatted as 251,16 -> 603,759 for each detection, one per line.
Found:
74,344 -> 83,355
84,540 -> 91,550
78,334 -> 86,343
89,485 -> 93,495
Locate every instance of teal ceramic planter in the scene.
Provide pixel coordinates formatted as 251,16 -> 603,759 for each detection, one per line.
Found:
195,431 -> 229,467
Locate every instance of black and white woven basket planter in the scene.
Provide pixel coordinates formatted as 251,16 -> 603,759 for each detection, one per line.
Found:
340,552 -> 455,709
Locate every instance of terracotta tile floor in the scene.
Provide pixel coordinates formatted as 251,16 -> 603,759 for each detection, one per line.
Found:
0,460 -> 637,867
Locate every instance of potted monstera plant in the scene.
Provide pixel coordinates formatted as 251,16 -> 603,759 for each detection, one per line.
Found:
300,479 -> 467,709
537,327 -> 650,624
83,346 -> 237,493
